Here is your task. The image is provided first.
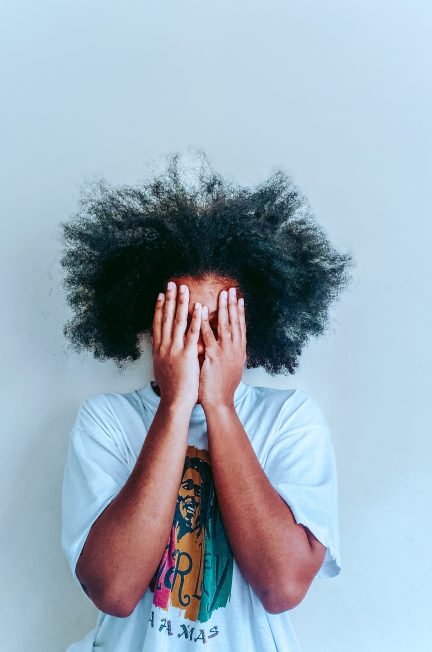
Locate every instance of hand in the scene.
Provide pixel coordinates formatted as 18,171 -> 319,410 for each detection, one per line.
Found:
198,287 -> 247,409
151,281 -> 202,413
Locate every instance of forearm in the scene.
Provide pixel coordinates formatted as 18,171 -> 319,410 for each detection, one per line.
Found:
204,403 -> 313,612
76,400 -> 191,616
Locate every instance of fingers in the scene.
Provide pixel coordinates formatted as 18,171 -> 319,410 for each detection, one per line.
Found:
227,286 -> 241,345
160,281 -> 178,348
153,282 -> 246,355
217,290 -> 231,342
152,292 -> 165,350
200,305 -> 217,347
218,287 -> 242,344
185,301 -> 202,346
238,296 -> 247,353
171,283 -> 190,346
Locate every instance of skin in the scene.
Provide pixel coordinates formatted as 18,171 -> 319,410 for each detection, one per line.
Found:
76,274 -> 326,616
153,275 -> 327,612
75,275 -> 241,617
151,274 -> 244,406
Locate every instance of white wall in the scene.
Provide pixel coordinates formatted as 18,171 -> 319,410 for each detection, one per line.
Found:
1,1 -> 431,650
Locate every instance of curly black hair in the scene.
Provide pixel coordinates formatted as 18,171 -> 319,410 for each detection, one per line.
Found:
59,150 -> 354,375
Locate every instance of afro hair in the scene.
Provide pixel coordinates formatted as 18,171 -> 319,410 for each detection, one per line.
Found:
59,150 -> 354,375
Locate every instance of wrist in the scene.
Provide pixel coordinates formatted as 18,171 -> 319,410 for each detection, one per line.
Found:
158,398 -> 194,419
202,400 -> 236,416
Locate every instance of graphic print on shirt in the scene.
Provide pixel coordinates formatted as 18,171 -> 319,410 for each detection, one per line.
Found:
149,445 -> 233,623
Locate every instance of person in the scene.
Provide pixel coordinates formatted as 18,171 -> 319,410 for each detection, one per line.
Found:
60,151 -> 354,651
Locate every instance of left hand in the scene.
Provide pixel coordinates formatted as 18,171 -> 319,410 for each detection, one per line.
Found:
198,287 -> 247,409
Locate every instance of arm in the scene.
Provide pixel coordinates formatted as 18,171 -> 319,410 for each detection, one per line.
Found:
76,399 -> 191,618
204,402 -> 326,614
77,281 -> 203,617
198,287 -> 326,614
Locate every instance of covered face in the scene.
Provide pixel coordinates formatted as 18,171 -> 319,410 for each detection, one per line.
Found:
162,274 -> 243,368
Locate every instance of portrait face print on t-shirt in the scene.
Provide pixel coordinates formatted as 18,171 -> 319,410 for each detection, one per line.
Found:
149,445 -> 234,622
176,463 -> 208,536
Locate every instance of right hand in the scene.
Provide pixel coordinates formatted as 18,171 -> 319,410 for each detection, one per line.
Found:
151,281 -> 202,413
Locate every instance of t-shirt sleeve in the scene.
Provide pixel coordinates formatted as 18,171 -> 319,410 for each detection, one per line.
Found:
61,397 -> 131,597
263,393 -> 342,580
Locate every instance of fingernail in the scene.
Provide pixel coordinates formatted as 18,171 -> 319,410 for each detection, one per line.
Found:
239,297 -> 244,307
157,292 -> 164,301
179,284 -> 186,293
202,305 -> 208,318
167,281 -> 175,291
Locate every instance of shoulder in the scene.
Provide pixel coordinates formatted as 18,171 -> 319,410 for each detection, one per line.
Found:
72,389 -> 143,436
281,388 -> 330,431
249,383 -> 330,431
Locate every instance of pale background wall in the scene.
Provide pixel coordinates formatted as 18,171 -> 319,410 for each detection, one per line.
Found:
1,1 -> 430,650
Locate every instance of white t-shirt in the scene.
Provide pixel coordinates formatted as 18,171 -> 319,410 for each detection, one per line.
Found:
61,378 -> 341,652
